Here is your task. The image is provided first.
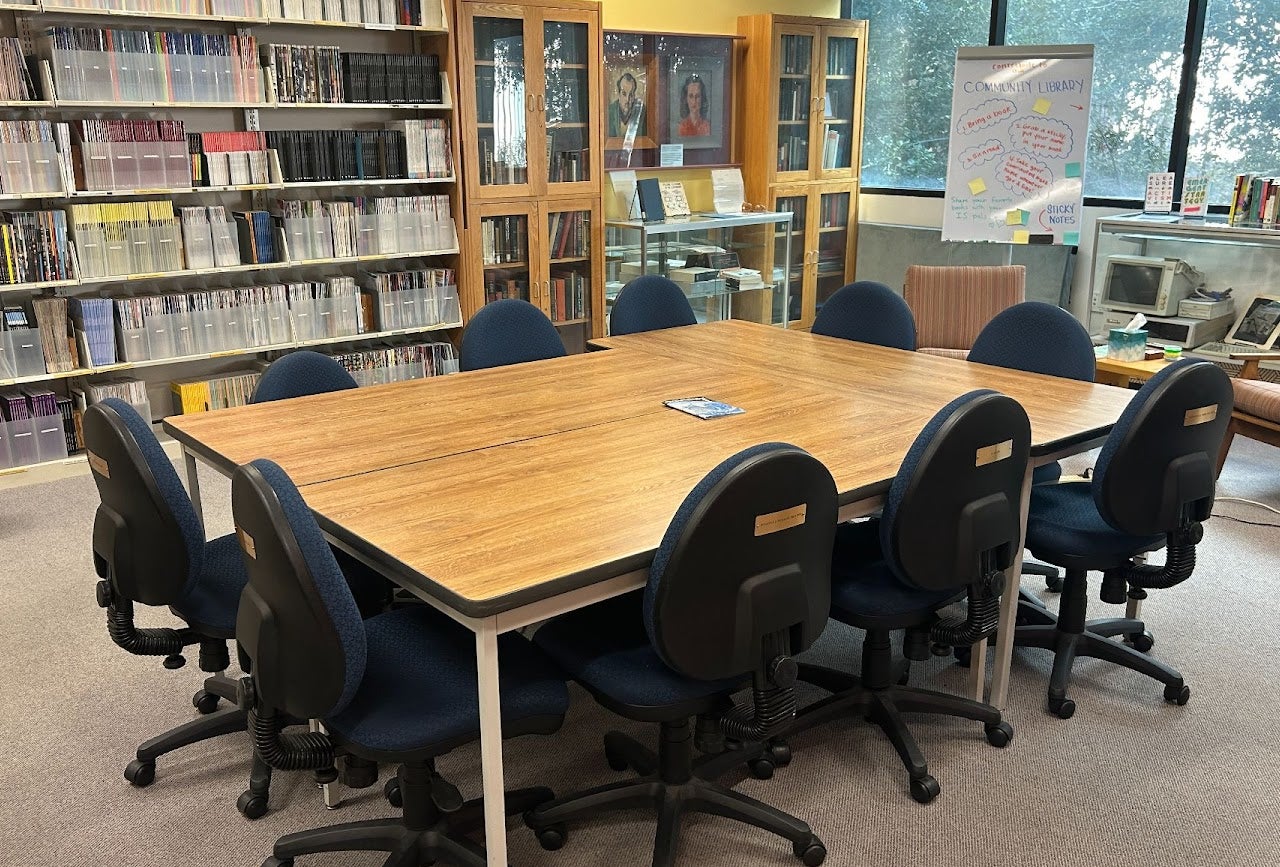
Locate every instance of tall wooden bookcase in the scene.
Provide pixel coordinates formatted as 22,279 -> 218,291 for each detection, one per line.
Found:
737,14 -> 868,329
0,0 -> 464,484
455,0 -> 605,349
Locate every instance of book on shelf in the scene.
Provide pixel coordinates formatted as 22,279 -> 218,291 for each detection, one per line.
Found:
69,297 -> 117,367
31,296 -> 77,373
481,214 -> 528,265
171,370 -> 261,415
0,37 -> 41,103
1,209 -> 74,285
548,270 -> 587,322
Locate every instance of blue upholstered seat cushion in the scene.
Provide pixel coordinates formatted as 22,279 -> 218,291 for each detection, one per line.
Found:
325,606 -> 569,754
1026,481 -> 1164,560
170,533 -> 247,634
535,591 -> 746,712
828,521 -> 963,624
1033,462 -> 1063,485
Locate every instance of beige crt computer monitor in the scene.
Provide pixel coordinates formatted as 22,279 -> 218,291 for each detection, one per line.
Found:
1225,294 -> 1280,348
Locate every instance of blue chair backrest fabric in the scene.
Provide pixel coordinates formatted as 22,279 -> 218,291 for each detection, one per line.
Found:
811,281 -> 917,351
252,350 -> 358,403
609,275 -> 698,336
968,301 -> 1096,381
643,443 -> 838,681
881,390 -> 1031,590
1091,359 -> 1233,534
233,459 -> 366,720
85,397 -> 205,603
459,298 -> 567,372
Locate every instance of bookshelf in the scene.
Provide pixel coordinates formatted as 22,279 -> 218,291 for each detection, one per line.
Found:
0,0 -> 464,479
454,0 -> 604,349
737,13 -> 868,329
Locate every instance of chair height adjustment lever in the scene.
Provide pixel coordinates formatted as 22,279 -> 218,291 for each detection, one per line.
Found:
95,580 -> 113,608
768,655 -> 798,689
429,774 -> 464,813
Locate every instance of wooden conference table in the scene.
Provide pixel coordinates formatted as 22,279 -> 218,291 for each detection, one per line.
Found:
164,320 -> 1134,866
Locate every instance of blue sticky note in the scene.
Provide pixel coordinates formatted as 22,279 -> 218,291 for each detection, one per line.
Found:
1065,162 -> 1082,178
1063,231 -> 1080,245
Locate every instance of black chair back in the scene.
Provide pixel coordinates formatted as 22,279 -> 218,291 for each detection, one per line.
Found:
85,398 -> 203,606
884,390 -> 1031,591
645,443 -> 837,682
1094,360 -> 1233,535
233,459 -> 366,722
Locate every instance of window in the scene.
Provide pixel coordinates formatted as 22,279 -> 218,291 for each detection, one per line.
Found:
846,1 -> 1280,206
1005,0 -> 1187,201
846,0 -> 989,190
1185,1 -> 1280,206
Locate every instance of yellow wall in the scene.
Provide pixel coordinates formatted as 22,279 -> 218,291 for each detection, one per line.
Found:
598,0 -> 840,33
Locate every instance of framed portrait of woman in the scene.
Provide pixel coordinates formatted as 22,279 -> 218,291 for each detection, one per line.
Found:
667,61 -> 725,150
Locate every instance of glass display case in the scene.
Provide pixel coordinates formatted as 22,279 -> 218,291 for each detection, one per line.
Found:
604,211 -> 793,331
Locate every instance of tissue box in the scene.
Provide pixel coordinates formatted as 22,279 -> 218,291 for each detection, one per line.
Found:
1108,328 -> 1148,362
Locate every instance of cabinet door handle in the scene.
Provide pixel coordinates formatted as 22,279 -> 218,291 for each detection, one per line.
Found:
536,94 -> 545,112
526,94 -> 535,112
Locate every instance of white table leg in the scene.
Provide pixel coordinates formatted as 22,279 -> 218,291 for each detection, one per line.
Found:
989,462 -> 1034,710
476,620 -> 507,867
183,447 -> 204,532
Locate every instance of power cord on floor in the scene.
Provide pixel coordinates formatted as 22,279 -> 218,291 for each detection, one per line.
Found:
1212,497 -> 1280,528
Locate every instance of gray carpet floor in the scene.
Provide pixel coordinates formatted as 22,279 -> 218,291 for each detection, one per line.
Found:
1,439 -> 1278,867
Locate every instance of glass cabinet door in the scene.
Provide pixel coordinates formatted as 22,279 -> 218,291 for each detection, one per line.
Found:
774,192 -> 810,324
479,210 -> 533,307
815,190 -> 853,307
469,10 -> 533,193
817,32 -> 860,177
775,29 -> 817,178
541,14 -> 595,192
544,206 -> 592,325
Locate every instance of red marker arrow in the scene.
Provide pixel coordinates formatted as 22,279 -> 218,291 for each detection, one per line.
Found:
1069,104 -> 1084,110
1039,210 -> 1052,231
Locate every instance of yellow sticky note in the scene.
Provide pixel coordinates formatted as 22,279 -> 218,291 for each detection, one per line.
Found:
1005,209 -> 1028,226
1012,229 -> 1030,244
968,177 -> 987,195
1033,98 -> 1052,115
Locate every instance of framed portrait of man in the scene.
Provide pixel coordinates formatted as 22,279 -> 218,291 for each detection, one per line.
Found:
603,54 -> 658,160
667,60 -> 725,150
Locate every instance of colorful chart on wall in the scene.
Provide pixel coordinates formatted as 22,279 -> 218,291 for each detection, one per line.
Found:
942,44 -> 1094,245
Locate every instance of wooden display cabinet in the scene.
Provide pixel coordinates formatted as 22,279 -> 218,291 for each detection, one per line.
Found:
738,13 -> 867,328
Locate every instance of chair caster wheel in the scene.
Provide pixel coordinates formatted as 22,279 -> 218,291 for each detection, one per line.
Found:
953,646 -> 971,668
794,835 -> 827,865
534,824 -> 566,851
1048,696 -> 1076,719
747,757 -> 775,780
768,740 -> 792,768
909,775 -> 940,804
603,743 -> 629,772
125,759 -> 155,787
1164,683 -> 1190,705
237,790 -> 268,820
984,721 -> 1013,748
1045,575 -> 1065,593
192,689 -> 220,714
1127,631 -> 1155,653
383,777 -> 402,808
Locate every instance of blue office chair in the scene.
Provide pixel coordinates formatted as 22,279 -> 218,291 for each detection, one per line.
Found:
85,397 -> 273,818
810,280 -> 917,350
251,350 -> 357,403
459,298 -> 567,371
781,390 -> 1027,803
525,443 -> 837,866
250,348 -> 389,617
968,301 -> 1097,591
609,275 -> 697,335
233,458 -> 570,867
1013,360 -> 1233,718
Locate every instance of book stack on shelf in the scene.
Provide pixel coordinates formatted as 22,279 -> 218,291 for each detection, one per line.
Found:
265,44 -> 442,104
54,0 -> 265,16
70,201 -> 185,277
1227,173 -> 1280,228
70,119 -> 191,191
0,388 -> 69,470
188,131 -> 271,187
0,37 -> 41,103
171,370 -> 261,415
366,265 -> 459,330
273,0 -> 430,27
480,214 -> 527,266
547,270 -> 587,322
0,121 -> 65,196
42,27 -> 262,104
330,339 -> 458,385
1,210 -> 73,284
